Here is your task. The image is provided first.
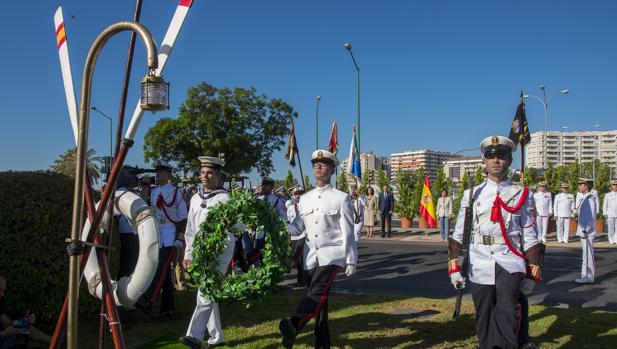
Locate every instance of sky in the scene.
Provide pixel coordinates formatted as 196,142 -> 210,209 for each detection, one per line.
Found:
1,0 -> 616,185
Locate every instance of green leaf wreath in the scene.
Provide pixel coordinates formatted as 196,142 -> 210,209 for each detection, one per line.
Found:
187,188 -> 292,305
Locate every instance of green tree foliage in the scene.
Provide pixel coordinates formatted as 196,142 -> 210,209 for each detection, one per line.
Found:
303,175 -> 314,191
284,170 -> 297,190
453,171 -> 470,215
432,167 -> 449,199
474,165 -> 484,184
376,170 -> 390,191
359,170 -> 371,195
394,171 -> 415,219
411,168 -> 426,218
143,82 -> 297,177
337,171 -> 349,192
50,147 -> 100,182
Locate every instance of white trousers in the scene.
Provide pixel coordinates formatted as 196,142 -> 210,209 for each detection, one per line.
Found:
186,233 -> 235,344
607,217 -> 617,244
580,233 -> 595,280
536,216 -> 549,242
556,217 -> 570,243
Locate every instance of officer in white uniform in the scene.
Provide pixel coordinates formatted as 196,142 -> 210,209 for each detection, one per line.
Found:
139,161 -> 188,318
533,181 -> 553,243
575,178 -> 597,284
603,180 -> 617,245
447,136 -> 544,349
259,177 -> 288,219
279,149 -> 357,349
287,186 -> 306,286
350,183 -> 365,242
179,156 -> 233,349
554,182 -> 575,244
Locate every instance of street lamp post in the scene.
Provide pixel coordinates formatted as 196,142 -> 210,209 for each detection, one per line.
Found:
344,42 -> 360,154
523,85 -> 569,169
593,124 -> 601,181
316,96 -> 321,149
91,106 -> 113,166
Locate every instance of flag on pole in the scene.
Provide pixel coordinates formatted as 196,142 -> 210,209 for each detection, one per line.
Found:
284,119 -> 298,166
346,126 -> 362,179
419,175 -> 437,228
508,91 -> 531,147
54,7 -> 79,144
328,121 -> 338,154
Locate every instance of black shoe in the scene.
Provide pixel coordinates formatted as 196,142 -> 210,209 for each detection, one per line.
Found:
279,318 -> 297,349
381,234 -> 386,238
135,295 -> 152,313
151,310 -> 174,321
204,342 -> 226,349
178,336 -> 201,349
387,234 -> 392,238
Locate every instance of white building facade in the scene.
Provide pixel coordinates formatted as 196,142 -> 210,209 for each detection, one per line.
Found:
526,130 -> 617,171
389,149 -> 454,182
443,156 -> 484,183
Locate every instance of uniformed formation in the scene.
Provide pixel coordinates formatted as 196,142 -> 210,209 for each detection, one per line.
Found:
111,134 -> 616,349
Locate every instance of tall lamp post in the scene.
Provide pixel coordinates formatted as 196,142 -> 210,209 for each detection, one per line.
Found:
524,85 -> 569,169
316,96 -> 321,149
91,106 -> 113,166
344,42 -> 361,154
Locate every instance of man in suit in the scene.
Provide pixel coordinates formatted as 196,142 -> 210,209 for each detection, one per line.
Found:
379,185 -> 394,238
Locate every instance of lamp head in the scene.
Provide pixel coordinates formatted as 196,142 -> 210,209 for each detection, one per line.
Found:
344,42 -> 352,51
561,89 -> 569,94
140,71 -> 169,112
539,85 -> 545,90
317,95 -> 321,101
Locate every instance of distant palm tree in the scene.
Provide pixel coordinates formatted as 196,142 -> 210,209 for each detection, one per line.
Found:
50,147 -> 100,182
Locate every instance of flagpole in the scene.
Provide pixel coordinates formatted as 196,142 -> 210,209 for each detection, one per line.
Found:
520,91 -> 526,186
296,149 -> 306,192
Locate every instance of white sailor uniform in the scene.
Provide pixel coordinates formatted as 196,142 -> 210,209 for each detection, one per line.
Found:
603,191 -> 617,244
184,189 -> 234,345
533,190 -> 553,243
577,192 -> 597,282
554,192 -> 575,243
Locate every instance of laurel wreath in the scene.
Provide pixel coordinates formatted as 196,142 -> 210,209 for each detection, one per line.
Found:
187,188 -> 292,305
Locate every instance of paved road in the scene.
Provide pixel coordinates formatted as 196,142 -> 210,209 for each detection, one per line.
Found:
286,239 -> 617,311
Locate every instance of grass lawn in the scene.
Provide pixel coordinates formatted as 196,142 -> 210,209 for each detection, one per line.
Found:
77,286 -> 617,349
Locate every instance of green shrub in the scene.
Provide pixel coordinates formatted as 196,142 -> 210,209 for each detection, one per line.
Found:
0,171 -> 99,329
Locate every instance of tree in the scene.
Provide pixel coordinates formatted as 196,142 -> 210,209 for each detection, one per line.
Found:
143,82 -> 298,177
50,147 -> 100,182
394,171 -> 415,219
359,170 -> 371,195
376,170 -> 390,191
411,168 -> 426,219
284,170 -> 297,189
474,165 -> 484,184
432,167 -> 449,199
453,171 -> 470,215
337,171 -> 349,192
303,175 -> 314,191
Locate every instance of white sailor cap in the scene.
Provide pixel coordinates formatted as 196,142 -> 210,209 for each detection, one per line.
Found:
611,180 -> 617,185
578,177 -> 593,184
198,156 -> 225,169
560,182 -> 570,188
311,149 -> 339,167
537,181 -> 547,187
261,176 -> 275,185
154,160 -> 173,171
479,136 -> 516,156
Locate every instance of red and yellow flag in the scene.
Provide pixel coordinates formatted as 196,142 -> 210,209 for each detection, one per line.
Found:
419,175 -> 437,228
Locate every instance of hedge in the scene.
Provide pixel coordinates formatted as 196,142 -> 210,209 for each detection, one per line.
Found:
0,171 -> 99,329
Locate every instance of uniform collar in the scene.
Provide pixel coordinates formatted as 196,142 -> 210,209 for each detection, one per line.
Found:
485,177 -> 512,192
316,184 -> 332,193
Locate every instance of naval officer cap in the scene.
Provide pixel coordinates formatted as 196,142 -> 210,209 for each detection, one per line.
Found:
480,135 -> 516,157
578,177 -> 593,184
561,182 -> 570,188
155,160 -> 173,171
198,156 -> 225,169
611,180 -> 617,185
311,149 -> 339,167
537,181 -> 547,187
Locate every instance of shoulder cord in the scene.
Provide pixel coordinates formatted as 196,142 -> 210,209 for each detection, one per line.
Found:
156,187 -> 181,224
490,187 -> 530,259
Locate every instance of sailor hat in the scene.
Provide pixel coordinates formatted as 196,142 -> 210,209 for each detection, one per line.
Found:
479,136 -> 516,156
154,160 -> 173,171
311,149 -> 339,167
198,156 -> 225,169
610,180 -> 617,185
275,186 -> 287,194
578,177 -> 593,184
537,181 -> 547,187
560,182 -> 569,188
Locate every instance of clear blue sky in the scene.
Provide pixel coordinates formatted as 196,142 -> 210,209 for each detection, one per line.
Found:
1,0 -> 616,184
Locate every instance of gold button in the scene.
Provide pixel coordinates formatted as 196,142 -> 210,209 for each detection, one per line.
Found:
315,221 -> 319,224
314,235 -> 318,238
316,247 -> 319,250
318,195 -> 321,199
316,208 -> 319,211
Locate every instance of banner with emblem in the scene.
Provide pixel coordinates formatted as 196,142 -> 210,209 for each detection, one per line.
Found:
328,121 -> 338,154
508,91 -> 531,147
419,175 -> 437,228
285,119 -> 298,166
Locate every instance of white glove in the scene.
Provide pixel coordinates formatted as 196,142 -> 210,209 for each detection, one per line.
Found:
450,272 -> 465,290
172,239 -> 184,248
521,279 -> 535,295
345,264 -> 356,277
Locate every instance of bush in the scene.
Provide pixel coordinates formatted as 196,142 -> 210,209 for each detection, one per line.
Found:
0,171 -> 98,329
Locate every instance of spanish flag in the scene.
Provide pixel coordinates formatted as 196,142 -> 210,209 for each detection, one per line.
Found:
419,175 -> 437,228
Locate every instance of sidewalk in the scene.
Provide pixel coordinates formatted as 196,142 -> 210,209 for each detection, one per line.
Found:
361,226 -> 616,249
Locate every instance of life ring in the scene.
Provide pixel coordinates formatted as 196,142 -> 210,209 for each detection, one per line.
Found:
81,189 -> 159,307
